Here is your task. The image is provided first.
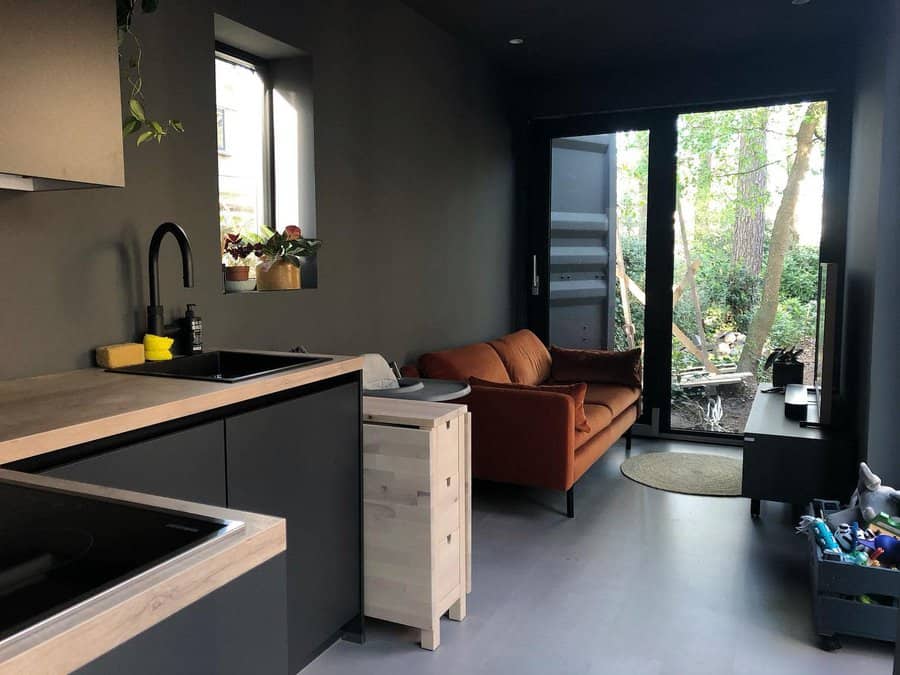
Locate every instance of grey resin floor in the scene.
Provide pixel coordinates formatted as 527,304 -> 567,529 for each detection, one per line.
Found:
303,438 -> 894,675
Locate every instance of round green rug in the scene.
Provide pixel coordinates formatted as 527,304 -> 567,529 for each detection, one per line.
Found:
620,452 -> 742,497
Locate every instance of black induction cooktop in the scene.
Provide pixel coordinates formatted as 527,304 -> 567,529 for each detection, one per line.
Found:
0,476 -> 243,644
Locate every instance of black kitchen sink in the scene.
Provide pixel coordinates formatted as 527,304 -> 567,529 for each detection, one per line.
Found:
0,476 -> 243,645
108,351 -> 331,383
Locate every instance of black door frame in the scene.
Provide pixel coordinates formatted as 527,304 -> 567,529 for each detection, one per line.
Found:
528,110 -> 675,429
527,91 -> 846,440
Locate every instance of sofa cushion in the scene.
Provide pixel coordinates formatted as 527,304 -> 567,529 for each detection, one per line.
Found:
584,383 -> 641,418
574,405 -> 638,479
470,377 -> 591,433
488,330 -> 552,386
550,346 -> 642,388
419,342 -> 512,383
582,402 -> 613,433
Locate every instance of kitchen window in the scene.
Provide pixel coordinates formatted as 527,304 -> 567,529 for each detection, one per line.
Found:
213,15 -> 317,290
215,47 -> 272,239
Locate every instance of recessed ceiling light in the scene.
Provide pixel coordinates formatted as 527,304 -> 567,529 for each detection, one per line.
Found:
791,0 -> 811,5
508,37 -> 525,45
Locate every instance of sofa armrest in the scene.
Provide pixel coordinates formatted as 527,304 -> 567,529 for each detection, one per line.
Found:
464,385 -> 576,492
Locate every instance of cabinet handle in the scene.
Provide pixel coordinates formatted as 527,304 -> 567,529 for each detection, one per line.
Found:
531,254 -> 540,296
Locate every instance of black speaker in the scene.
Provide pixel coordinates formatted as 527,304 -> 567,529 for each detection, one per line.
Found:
784,384 -> 810,421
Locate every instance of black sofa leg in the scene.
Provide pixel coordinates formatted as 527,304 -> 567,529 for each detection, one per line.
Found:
625,427 -> 633,455
566,487 -> 575,518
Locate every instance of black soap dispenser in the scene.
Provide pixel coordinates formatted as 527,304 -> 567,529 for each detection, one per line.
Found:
182,304 -> 203,354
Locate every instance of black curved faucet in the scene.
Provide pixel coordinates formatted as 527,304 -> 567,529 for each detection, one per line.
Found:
147,222 -> 194,337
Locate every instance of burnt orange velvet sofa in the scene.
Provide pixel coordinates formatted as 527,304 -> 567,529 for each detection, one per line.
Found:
405,330 -> 640,517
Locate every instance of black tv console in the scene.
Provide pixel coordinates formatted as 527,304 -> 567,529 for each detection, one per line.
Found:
741,384 -> 855,518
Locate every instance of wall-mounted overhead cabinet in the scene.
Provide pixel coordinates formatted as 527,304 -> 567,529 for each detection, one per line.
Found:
0,0 -> 124,191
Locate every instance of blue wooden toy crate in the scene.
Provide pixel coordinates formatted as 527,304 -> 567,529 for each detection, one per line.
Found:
807,500 -> 900,650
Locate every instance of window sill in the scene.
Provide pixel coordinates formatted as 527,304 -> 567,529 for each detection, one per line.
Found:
223,287 -> 315,295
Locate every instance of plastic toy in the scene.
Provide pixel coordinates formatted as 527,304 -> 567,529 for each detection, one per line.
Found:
835,523 -> 855,551
852,528 -> 900,567
848,550 -> 870,566
870,511 -> 900,536
796,516 -> 844,559
836,521 -> 878,551
828,463 -> 900,527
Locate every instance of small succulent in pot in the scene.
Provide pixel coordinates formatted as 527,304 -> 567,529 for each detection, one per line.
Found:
256,226 -> 322,269
255,226 -> 322,291
222,231 -> 263,292
223,232 -> 262,280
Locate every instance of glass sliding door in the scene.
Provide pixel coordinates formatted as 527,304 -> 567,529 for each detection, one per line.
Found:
547,134 -> 618,350
611,130 -> 650,366
545,130 -> 650,378
669,101 -> 828,435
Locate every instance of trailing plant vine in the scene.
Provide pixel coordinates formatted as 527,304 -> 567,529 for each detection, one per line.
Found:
117,0 -> 184,145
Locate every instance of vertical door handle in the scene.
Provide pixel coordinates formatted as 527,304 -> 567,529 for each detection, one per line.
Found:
531,255 -> 540,296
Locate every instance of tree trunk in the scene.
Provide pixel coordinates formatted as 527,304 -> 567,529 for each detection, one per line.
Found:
732,108 -> 769,276
676,194 -> 718,374
737,102 -> 826,374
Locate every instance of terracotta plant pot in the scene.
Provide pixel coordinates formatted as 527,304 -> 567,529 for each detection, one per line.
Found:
225,265 -> 250,281
256,260 -> 301,291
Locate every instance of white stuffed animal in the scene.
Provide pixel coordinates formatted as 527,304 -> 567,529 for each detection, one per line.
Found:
828,462 -> 900,527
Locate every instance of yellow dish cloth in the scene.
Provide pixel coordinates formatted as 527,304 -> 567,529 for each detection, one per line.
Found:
144,334 -> 175,361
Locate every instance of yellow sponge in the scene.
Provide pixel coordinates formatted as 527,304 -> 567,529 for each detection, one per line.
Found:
143,334 -> 175,362
96,343 -> 145,369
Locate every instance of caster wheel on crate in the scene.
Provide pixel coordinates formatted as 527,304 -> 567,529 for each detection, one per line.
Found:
819,635 -> 842,652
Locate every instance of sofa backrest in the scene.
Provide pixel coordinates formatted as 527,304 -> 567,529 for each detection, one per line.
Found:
417,329 -> 553,384
489,330 -> 551,386
418,342 -> 512,383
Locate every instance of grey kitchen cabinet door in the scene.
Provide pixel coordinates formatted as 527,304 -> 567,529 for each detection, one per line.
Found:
77,554 -> 288,675
225,379 -> 361,674
43,421 -> 226,506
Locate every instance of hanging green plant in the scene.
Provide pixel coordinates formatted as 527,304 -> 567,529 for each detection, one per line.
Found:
117,0 -> 184,145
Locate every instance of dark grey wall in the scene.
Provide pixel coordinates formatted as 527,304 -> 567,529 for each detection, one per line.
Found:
0,0 -> 515,381
844,3 -> 900,484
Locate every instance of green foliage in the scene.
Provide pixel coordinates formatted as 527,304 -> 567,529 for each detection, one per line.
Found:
613,232 -> 647,350
613,106 -> 825,375
117,2 -> 184,146
768,297 -> 816,350
779,244 -> 820,304
253,226 -> 322,268
724,267 -> 761,333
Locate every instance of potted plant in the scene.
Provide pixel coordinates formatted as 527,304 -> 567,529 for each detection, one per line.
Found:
256,226 -> 322,291
223,232 -> 261,292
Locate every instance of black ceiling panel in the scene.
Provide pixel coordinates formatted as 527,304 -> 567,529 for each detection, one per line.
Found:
402,0 -> 871,76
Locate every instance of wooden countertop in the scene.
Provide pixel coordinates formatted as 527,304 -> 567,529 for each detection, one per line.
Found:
0,469 -> 286,675
0,352 -> 363,465
363,396 -> 467,428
